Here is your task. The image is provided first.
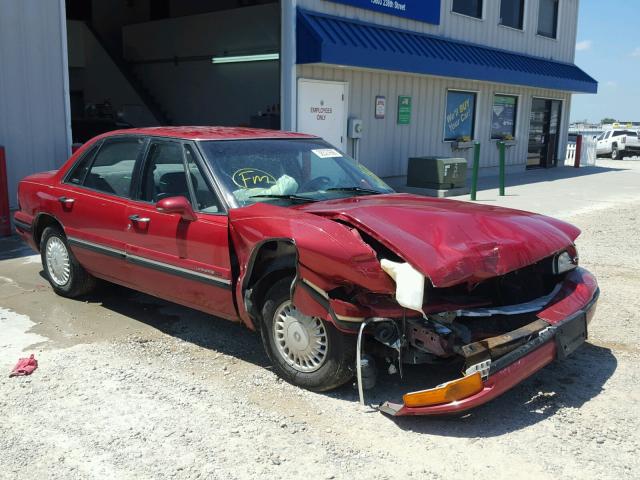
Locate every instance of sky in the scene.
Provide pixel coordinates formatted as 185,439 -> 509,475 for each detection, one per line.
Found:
571,0 -> 640,123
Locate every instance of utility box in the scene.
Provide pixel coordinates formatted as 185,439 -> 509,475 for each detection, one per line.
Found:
407,156 -> 467,190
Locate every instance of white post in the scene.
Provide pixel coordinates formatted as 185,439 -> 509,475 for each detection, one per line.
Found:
280,0 -> 297,132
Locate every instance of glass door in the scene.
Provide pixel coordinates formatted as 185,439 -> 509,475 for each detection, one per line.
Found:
528,98 -> 562,168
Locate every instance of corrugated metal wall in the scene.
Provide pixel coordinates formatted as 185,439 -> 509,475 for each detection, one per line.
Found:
0,0 -> 71,209
298,64 -> 571,179
297,0 -> 578,63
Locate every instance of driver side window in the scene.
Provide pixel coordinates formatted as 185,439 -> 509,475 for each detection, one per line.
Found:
140,142 -> 189,203
140,141 -> 221,213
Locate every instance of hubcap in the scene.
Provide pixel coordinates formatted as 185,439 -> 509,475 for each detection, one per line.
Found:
273,301 -> 328,373
45,236 -> 71,286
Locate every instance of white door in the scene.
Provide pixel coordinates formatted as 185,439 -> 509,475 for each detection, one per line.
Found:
297,79 -> 348,151
596,131 -> 611,155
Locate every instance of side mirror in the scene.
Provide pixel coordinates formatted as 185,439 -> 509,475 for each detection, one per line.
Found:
156,196 -> 197,221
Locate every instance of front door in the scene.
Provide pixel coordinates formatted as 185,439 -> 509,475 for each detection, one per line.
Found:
596,131 -> 610,155
297,79 -> 348,151
124,139 -> 236,320
528,98 -> 562,168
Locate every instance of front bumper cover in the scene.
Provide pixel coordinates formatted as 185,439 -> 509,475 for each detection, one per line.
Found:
379,269 -> 599,416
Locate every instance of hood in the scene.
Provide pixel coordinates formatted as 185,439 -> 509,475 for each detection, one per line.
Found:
299,194 -> 580,288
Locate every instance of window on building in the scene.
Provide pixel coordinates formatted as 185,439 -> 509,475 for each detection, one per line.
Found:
538,0 -> 559,38
452,0 -> 483,19
444,90 -> 477,141
83,139 -> 143,197
491,95 -> 518,139
500,0 -> 524,29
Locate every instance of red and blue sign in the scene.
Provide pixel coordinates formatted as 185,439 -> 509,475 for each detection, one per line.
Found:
326,0 -> 441,25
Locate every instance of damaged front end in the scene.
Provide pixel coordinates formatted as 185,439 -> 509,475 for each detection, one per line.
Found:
230,197 -> 599,415
293,247 -> 598,416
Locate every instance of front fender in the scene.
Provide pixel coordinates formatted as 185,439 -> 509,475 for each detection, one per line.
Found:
229,204 -> 394,327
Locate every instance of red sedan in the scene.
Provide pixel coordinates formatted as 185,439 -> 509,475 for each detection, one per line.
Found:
14,127 -> 598,416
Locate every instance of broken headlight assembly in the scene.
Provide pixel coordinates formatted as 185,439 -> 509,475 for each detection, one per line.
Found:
553,249 -> 578,275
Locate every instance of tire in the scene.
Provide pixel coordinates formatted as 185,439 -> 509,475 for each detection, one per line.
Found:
259,278 -> 355,392
40,226 -> 96,298
611,145 -> 621,160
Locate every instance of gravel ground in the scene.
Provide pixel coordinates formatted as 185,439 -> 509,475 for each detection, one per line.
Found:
1,191 -> 639,479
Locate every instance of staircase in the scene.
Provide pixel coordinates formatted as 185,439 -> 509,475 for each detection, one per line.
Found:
84,23 -> 173,126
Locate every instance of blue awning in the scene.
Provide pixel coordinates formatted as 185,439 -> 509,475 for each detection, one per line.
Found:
297,10 -> 598,94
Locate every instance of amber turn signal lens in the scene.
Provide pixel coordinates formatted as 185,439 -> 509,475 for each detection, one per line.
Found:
402,372 -> 484,408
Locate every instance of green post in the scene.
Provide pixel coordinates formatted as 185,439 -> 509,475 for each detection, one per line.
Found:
470,141 -> 480,201
498,141 -> 506,196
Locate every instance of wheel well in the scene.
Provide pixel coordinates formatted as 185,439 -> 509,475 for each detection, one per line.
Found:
243,240 -> 297,327
33,214 -> 63,250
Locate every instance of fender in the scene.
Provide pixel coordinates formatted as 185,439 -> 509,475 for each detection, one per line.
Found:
229,203 -> 395,328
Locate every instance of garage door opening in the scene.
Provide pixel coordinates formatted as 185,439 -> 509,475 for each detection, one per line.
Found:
65,0 -> 281,144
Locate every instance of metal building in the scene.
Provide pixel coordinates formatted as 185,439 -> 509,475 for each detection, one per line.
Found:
0,0 -> 596,209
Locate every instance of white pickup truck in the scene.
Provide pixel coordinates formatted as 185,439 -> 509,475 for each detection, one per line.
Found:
595,129 -> 640,159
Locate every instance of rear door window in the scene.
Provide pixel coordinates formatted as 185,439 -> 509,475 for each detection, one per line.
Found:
613,130 -> 636,137
83,138 -> 144,197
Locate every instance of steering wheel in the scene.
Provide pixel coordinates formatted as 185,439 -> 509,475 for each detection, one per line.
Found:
300,176 -> 331,192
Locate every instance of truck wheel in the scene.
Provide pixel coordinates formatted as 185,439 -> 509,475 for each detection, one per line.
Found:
41,226 -> 96,298
259,278 -> 355,392
611,145 -> 621,160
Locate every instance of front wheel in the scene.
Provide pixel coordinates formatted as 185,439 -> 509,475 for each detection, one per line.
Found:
259,278 -> 354,391
611,146 -> 622,160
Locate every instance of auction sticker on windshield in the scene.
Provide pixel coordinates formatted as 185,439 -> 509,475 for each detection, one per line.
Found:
312,149 -> 342,159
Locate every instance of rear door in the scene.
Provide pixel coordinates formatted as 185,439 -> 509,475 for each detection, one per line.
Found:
124,139 -> 236,319
54,136 -> 146,284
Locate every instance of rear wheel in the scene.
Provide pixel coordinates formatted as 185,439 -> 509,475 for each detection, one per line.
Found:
259,278 -> 354,391
41,226 -> 96,298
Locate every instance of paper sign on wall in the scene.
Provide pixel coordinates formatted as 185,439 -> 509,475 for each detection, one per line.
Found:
375,96 -> 386,119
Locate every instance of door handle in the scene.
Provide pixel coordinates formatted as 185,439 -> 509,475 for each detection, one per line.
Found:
58,196 -> 75,205
129,214 -> 151,224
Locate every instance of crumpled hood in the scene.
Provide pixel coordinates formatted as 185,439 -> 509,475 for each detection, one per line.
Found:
299,194 -> 580,288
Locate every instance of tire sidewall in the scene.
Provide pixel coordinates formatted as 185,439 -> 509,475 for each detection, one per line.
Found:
259,279 -> 354,392
41,227 -> 76,295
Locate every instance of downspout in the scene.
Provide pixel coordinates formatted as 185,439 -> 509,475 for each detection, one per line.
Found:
280,0 -> 297,132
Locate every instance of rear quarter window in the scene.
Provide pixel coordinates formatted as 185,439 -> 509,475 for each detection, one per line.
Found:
65,144 -> 100,185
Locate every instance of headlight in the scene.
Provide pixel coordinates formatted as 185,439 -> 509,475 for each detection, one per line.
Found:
553,250 -> 578,274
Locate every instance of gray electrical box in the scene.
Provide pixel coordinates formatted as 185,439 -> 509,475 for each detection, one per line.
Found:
348,118 -> 363,139
407,156 -> 467,189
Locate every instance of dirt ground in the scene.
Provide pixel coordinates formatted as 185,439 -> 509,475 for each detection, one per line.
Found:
1,179 -> 639,479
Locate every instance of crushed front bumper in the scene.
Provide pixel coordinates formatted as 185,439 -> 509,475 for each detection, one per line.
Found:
379,268 -> 599,416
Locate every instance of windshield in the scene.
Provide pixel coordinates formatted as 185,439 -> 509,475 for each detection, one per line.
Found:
198,139 -> 394,207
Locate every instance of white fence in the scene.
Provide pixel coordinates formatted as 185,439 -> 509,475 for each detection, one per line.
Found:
565,136 -> 597,166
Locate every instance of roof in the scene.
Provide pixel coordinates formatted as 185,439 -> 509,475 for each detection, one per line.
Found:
297,9 -> 598,94
105,126 -> 318,141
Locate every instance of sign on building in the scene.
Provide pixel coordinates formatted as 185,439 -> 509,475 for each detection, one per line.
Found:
326,0 -> 441,25
397,96 -> 412,125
